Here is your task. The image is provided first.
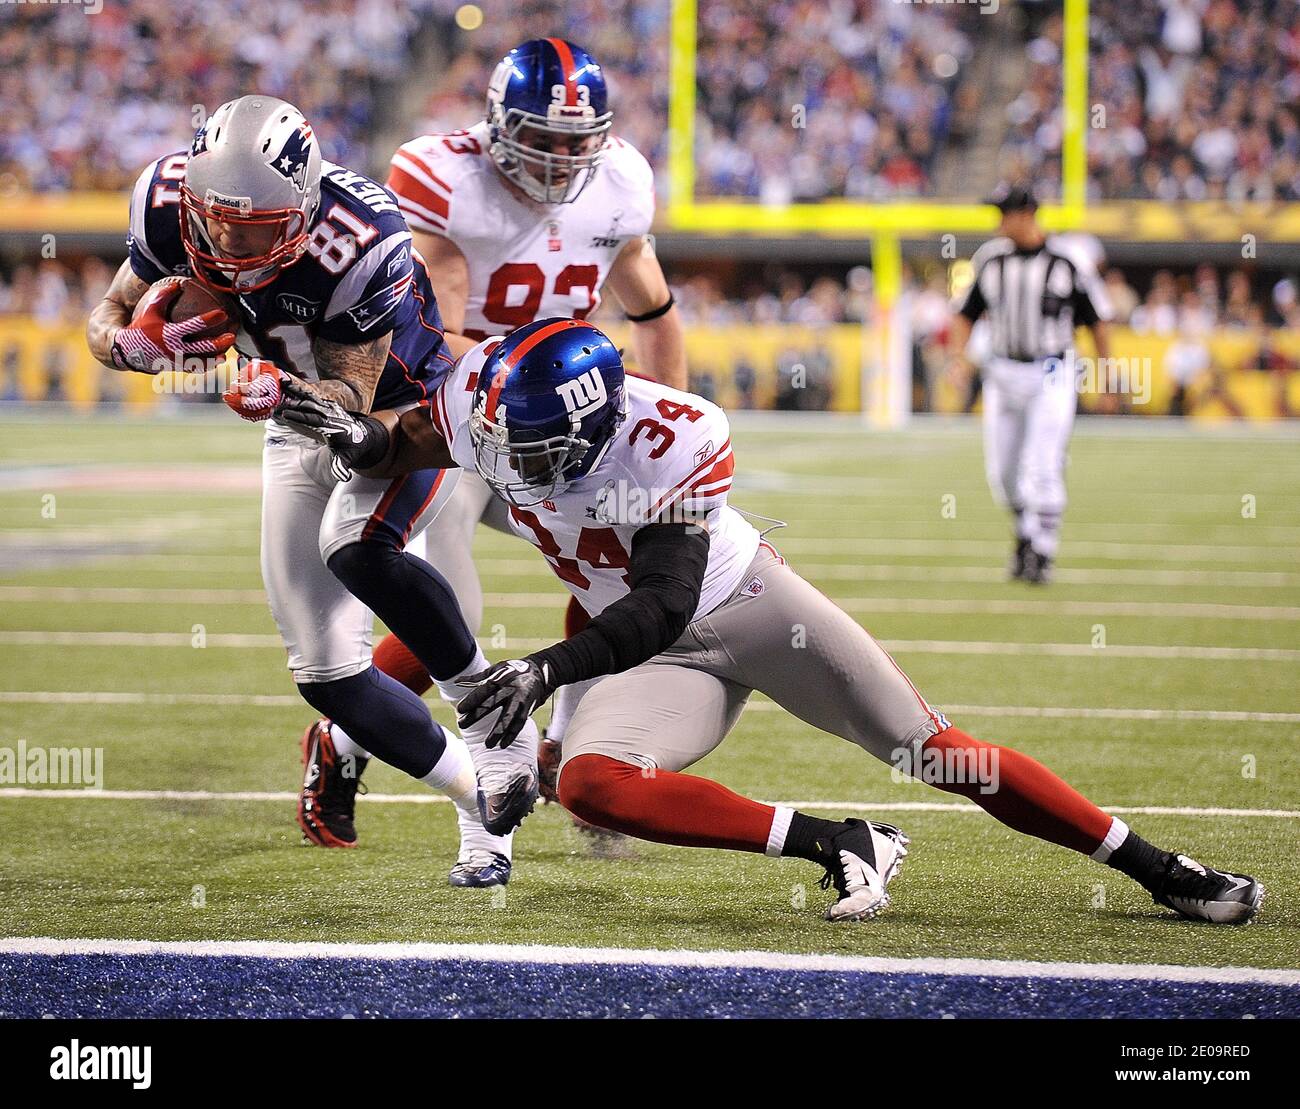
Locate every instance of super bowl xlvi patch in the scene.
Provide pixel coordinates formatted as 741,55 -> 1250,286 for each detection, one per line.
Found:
741,577 -> 765,598
277,293 -> 321,322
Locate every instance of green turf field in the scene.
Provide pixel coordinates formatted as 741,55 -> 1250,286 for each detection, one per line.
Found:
1,411 -> 1296,968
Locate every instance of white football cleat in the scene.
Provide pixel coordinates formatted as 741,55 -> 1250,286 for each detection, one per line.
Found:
458,712 -> 541,836
820,820 -> 910,922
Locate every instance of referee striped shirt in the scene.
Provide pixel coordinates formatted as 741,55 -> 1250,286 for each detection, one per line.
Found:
957,237 -> 1113,362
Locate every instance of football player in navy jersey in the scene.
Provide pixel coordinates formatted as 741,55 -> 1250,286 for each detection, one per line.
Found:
87,96 -> 541,855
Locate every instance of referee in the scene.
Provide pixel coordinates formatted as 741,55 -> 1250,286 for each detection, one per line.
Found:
949,186 -> 1113,584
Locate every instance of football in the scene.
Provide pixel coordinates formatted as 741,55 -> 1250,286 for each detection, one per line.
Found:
133,275 -> 236,327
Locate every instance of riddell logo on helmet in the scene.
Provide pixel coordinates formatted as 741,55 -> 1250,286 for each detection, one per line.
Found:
204,190 -> 252,215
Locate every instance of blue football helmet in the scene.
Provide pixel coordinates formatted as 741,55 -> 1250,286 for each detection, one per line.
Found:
486,38 -> 612,203
470,318 -> 626,506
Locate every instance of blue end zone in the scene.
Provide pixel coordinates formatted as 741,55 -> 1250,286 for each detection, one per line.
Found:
2,954 -> 1296,1018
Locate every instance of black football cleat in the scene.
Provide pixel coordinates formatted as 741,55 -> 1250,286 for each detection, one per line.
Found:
297,718 -> 368,848
1008,537 -> 1031,581
1022,547 -> 1054,585
820,819 -> 910,922
1149,854 -> 1264,924
478,765 -> 539,837
448,851 -> 512,888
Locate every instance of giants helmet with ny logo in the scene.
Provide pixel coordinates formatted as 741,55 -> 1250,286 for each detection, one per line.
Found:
486,38 -> 612,204
469,317 -> 626,506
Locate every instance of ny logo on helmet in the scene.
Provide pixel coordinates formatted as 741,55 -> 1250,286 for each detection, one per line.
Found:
555,369 -> 607,419
266,123 -> 315,190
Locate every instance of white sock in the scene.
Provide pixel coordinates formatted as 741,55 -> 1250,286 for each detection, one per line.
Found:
1090,816 -> 1129,863
547,676 -> 602,742
456,804 -> 513,862
434,642 -> 490,704
765,805 -> 796,858
419,725 -> 479,814
328,722 -> 371,762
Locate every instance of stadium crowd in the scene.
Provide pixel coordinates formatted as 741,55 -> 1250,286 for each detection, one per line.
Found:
0,0 -> 434,192
689,0 -> 979,201
1007,0 -> 1300,202
4,0 -> 1298,202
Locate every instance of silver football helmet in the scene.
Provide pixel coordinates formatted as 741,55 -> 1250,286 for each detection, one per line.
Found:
181,96 -> 323,293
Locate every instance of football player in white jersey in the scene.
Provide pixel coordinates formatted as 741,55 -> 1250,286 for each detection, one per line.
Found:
310,38 -> 686,885
273,318 -> 1263,926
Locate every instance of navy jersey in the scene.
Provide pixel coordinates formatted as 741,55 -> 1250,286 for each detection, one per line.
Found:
127,152 -> 454,409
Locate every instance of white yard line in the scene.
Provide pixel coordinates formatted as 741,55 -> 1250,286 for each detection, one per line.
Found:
0,586 -> 269,605
0,787 -> 1293,821
0,936 -> 1295,985
0,691 -> 301,706
793,563 -> 1300,588
3,690 -> 1297,723
478,593 -> 1300,619
1,629 -> 1295,658
8,558 -> 1300,599
883,640 -> 1300,661
0,631 -> 282,647
774,537 -> 1297,564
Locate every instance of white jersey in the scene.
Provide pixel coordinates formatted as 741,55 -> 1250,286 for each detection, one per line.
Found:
388,122 -> 656,339
431,341 -> 762,619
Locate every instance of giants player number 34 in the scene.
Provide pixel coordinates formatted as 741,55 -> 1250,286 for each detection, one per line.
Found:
275,318 -> 1263,926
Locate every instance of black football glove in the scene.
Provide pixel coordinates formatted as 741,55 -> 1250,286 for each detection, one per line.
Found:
456,659 -> 554,749
275,376 -> 388,481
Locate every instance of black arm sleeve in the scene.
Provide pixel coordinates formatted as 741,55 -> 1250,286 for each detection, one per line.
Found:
957,268 -> 987,322
1071,263 -> 1102,327
529,523 -> 710,687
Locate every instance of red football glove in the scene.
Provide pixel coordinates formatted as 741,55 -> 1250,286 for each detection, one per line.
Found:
110,278 -> 236,374
223,358 -> 285,422
538,736 -> 562,804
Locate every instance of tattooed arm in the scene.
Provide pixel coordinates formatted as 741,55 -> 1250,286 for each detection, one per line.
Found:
87,260 -> 151,369
306,333 -> 392,413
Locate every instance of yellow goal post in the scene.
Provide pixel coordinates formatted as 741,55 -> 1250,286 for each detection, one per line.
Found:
664,0 -> 1091,425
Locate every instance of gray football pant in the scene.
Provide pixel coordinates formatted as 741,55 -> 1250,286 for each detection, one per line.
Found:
558,548 -> 950,778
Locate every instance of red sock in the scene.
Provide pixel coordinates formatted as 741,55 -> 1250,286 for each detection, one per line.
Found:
373,634 -> 433,696
559,754 -> 776,853
921,726 -> 1112,854
564,595 -> 590,639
